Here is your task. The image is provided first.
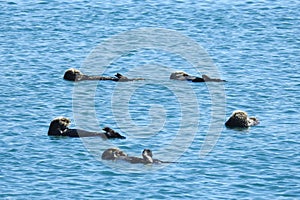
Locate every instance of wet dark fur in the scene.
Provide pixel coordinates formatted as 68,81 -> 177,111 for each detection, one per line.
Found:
170,71 -> 226,82
48,117 -> 126,139
63,68 -> 144,82
225,110 -> 259,128
102,127 -> 126,139
101,148 -> 175,164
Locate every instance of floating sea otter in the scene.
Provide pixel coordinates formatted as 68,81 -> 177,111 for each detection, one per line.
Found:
101,148 -> 175,164
170,71 -> 226,82
63,68 -> 144,82
48,117 -> 126,139
225,110 -> 259,129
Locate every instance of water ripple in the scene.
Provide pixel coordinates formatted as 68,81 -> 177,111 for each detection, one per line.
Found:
1,0 -> 300,199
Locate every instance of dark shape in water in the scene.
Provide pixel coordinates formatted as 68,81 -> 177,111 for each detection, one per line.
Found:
63,68 -> 144,82
225,110 -> 259,129
101,148 -> 176,164
48,117 -> 126,139
170,71 -> 226,82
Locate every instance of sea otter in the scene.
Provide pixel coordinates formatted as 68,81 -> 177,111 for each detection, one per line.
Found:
170,71 -> 226,82
101,148 -> 128,160
101,148 -> 174,164
225,110 -> 259,128
114,73 -> 144,82
63,68 -> 144,82
48,117 -> 126,139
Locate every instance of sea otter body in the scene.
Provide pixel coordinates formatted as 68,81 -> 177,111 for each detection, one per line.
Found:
101,148 -> 171,164
48,117 -> 126,139
225,110 -> 259,129
170,71 -> 226,82
63,68 -> 144,82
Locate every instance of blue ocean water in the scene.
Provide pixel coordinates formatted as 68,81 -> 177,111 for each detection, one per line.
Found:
1,0 -> 300,199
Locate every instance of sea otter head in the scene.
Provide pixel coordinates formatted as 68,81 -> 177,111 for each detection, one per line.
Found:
142,149 -> 153,163
170,71 -> 190,80
52,117 -> 70,129
175,71 -> 189,76
101,148 -> 127,160
225,110 -> 259,128
48,117 -> 71,135
232,110 -> 248,120
225,110 -> 248,128
63,68 -> 83,81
